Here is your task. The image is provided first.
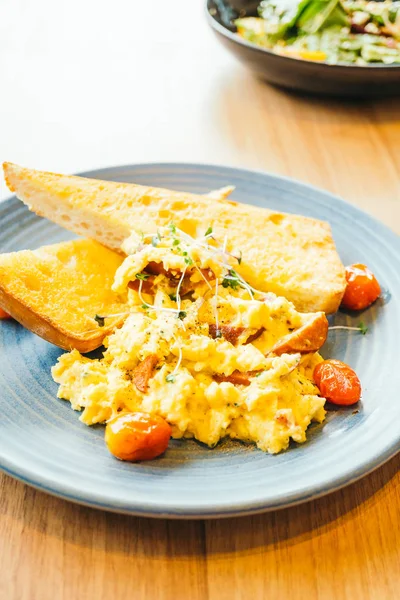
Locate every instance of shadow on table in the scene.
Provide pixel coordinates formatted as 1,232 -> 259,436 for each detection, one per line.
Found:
1,452 -> 399,558
212,68 -> 400,127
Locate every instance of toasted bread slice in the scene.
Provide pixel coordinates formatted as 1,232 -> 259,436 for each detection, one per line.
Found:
205,185 -> 235,200
3,162 -> 346,313
0,239 -> 126,352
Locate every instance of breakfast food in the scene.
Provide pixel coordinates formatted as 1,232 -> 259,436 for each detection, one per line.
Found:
0,240 -> 126,352
313,359 -> 361,406
52,225 -> 328,454
3,162 -> 346,314
1,162 -> 373,461
204,185 -> 235,200
341,263 -> 381,311
236,0 -> 400,65
105,412 -> 172,461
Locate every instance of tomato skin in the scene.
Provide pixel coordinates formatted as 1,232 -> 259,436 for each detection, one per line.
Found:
314,360 -> 361,406
105,412 -> 171,461
0,308 -> 11,319
341,264 -> 380,311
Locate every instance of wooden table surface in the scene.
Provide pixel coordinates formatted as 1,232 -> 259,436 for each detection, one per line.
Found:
0,2 -> 399,599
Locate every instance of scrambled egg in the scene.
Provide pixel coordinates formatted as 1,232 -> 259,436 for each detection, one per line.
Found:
52,225 -> 326,454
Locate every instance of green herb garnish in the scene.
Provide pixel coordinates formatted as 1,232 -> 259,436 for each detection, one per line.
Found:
222,269 -> 241,290
358,321 -> 368,335
236,250 -> 242,265
169,293 -> 177,302
169,222 -> 177,234
166,374 -> 176,383
135,272 -> 150,280
177,311 -> 187,320
94,314 -> 105,327
205,226 -> 213,237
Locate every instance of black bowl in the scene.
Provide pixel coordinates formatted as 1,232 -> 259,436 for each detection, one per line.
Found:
206,0 -> 400,97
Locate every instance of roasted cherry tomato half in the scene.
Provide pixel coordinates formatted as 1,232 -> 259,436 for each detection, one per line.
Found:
105,412 -> 171,461
314,359 -> 361,406
0,308 -> 11,319
341,264 -> 380,311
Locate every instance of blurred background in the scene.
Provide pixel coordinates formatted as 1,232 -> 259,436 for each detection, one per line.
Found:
0,0 -> 399,221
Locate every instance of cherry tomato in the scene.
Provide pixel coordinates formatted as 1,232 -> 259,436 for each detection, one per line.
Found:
341,264 -> 380,311
314,359 -> 361,406
0,308 -> 11,319
105,412 -> 171,461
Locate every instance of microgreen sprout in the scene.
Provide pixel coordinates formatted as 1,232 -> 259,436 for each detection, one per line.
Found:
193,263 -> 213,290
151,231 -> 162,247
167,333 -> 184,380
135,272 -> 150,280
329,322 -> 369,335
213,277 -> 220,335
205,226 -> 213,237
358,321 -> 368,335
137,280 -> 183,317
222,269 -> 241,290
94,314 -> 105,327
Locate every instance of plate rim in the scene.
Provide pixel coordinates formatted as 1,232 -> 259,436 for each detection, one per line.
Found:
1,440 -> 398,519
0,161 -> 399,518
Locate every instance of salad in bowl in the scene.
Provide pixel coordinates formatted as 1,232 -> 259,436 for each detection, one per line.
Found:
236,0 -> 400,64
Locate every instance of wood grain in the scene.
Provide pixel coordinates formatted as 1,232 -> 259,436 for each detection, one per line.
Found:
1,456 -> 399,600
0,1 -> 399,599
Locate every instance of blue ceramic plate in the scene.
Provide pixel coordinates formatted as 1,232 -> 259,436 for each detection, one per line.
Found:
0,164 -> 399,518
